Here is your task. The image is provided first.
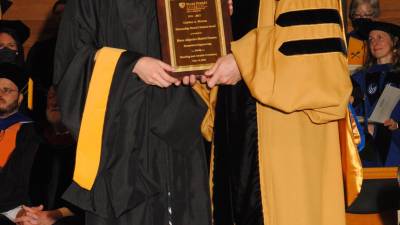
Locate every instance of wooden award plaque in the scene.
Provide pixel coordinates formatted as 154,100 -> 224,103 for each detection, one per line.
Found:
157,0 -> 232,77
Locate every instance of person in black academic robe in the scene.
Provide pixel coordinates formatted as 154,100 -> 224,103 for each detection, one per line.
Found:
0,20 -> 30,67
53,0 -> 212,225
27,0 -> 66,123
0,63 -> 39,224
0,113 -> 39,224
27,86 -> 84,225
0,20 -> 32,117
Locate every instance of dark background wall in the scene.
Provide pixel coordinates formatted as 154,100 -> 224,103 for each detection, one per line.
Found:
1,0 -> 400,55
3,0 -> 56,56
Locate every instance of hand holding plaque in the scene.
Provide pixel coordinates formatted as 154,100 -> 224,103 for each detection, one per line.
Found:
157,0 -> 232,77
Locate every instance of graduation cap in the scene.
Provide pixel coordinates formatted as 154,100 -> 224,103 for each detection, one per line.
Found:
0,0 -> 12,14
357,20 -> 400,40
0,20 -> 30,44
0,63 -> 28,91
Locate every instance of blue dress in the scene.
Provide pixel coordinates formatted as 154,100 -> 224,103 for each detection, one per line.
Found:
352,64 -> 400,167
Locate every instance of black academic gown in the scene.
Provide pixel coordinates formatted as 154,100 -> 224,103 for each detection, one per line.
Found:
213,83 -> 263,225
29,129 -> 85,225
54,0 -> 211,225
212,0 -> 263,225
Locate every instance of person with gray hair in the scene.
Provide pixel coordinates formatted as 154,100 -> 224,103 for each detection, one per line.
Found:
349,0 -> 380,20
348,0 -> 381,71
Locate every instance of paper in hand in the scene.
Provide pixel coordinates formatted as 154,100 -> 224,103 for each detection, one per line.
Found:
369,85 -> 400,123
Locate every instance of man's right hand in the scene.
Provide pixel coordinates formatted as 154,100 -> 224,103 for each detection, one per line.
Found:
133,57 -> 179,88
202,54 -> 241,88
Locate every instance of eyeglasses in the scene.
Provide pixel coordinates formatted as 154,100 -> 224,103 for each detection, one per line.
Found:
352,13 -> 374,19
0,87 -> 18,95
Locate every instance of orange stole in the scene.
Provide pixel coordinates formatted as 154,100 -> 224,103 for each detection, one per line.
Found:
0,123 -> 22,167
73,47 -> 125,190
348,36 -> 367,66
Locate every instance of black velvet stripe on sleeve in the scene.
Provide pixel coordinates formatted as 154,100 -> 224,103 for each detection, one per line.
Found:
276,9 -> 342,27
279,38 -> 346,56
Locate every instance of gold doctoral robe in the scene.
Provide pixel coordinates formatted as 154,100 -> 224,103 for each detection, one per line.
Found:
230,1 -> 353,225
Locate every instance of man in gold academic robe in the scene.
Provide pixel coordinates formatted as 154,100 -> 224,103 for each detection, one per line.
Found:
205,1 -> 353,225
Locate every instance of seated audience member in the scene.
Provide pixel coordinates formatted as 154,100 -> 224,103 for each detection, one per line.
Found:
349,0 -> 380,22
0,20 -> 29,66
27,0 -> 66,122
26,86 -> 83,225
0,20 -> 31,116
0,63 -> 39,224
352,20 -> 400,167
348,0 -> 380,71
